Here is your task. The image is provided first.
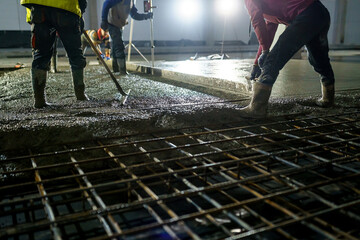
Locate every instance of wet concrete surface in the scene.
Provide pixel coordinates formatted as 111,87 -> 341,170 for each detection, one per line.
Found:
129,55 -> 360,97
1,55 -> 360,151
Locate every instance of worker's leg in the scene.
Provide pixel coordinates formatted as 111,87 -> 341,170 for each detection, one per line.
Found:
259,1 -> 332,86
105,40 -> 111,60
240,1 -> 331,118
30,7 -> 56,108
305,3 -> 335,107
108,24 -> 127,74
52,9 -> 88,100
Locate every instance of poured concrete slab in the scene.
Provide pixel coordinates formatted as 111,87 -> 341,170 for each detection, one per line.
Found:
1,55 -> 360,151
128,57 -> 360,98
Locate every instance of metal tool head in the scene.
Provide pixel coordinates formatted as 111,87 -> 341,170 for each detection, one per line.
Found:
117,89 -> 131,106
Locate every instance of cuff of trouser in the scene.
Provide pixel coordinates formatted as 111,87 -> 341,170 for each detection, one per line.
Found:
320,76 -> 335,86
258,74 -> 275,86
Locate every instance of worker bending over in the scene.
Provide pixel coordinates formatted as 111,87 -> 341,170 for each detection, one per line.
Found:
21,0 -> 88,108
101,0 -> 153,74
242,0 -> 335,118
81,28 -> 111,60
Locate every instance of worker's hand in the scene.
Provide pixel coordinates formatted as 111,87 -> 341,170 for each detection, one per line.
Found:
145,12 -> 153,20
250,64 -> 261,80
101,20 -> 109,31
258,50 -> 269,69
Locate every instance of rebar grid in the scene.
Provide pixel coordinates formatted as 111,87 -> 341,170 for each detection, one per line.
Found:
1,112 -> 359,240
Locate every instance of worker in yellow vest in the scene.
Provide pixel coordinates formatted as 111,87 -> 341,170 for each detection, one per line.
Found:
21,0 -> 88,108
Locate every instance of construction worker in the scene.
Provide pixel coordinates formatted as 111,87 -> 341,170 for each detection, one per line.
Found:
26,8 -> 59,74
81,28 -> 111,60
242,0 -> 335,118
21,0 -> 88,108
100,0 -> 153,74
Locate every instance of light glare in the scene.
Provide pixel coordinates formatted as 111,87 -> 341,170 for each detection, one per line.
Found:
178,0 -> 201,21
216,0 -> 238,16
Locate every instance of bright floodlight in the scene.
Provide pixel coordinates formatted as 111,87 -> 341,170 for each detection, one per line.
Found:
216,0 -> 238,16
178,0 -> 201,21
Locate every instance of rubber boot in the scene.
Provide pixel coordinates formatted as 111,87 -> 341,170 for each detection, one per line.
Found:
32,69 -> 50,108
238,82 -> 272,119
112,58 -> 120,72
72,68 -> 89,101
316,83 -> 334,107
117,58 -> 128,75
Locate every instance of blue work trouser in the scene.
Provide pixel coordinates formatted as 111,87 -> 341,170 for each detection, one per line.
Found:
259,0 -> 335,87
108,24 -> 125,59
31,7 -> 86,71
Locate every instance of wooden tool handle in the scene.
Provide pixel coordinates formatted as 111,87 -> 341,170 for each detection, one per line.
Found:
82,30 -> 127,96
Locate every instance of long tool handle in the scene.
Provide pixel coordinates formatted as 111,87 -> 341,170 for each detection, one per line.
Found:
82,30 -> 127,96
149,0 -> 155,69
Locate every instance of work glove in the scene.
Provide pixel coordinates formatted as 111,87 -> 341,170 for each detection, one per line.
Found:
250,64 -> 261,80
101,20 -> 109,31
258,50 -> 269,69
144,12 -> 153,20
100,53 -> 105,59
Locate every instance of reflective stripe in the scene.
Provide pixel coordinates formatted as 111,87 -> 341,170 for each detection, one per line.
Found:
31,35 -> 36,49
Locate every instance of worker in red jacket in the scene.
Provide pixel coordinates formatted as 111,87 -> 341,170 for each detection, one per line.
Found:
241,0 -> 335,118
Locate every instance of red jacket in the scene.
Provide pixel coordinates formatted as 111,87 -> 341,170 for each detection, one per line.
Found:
245,0 -> 315,63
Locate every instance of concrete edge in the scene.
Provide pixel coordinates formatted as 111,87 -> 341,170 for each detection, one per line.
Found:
127,62 -> 252,96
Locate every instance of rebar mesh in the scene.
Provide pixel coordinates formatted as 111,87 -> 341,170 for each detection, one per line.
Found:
1,111 -> 360,240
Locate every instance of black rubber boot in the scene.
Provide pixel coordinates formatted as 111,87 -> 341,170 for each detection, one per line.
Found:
117,58 -> 128,75
238,82 -> 272,119
316,83 -> 334,107
72,68 -> 89,101
32,69 -> 50,108
112,58 -> 120,72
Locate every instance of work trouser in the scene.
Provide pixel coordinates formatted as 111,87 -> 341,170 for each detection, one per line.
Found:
30,6 -> 86,71
108,24 -> 126,59
259,0 -> 335,87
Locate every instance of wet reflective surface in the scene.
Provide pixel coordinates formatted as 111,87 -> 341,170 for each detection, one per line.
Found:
148,58 -> 360,97
1,55 -> 360,150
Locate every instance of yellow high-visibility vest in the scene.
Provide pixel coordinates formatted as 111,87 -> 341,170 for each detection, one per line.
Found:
26,7 -> 31,23
20,0 -> 82,17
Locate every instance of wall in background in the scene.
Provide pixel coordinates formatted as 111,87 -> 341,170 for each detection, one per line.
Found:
1,0 -> 359,47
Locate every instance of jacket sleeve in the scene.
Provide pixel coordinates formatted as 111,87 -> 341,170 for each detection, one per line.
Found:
78,0 -> 87,14
254,46 -> 263,65
266,21 -> 278,48
245,0 -> 272,51
130,5 -> 147,20
253,21 -> 278,64
101,0 -> 122,21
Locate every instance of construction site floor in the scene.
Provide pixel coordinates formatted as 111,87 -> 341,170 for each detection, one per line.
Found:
1,53 -> 360,149
1,52 -> 360,239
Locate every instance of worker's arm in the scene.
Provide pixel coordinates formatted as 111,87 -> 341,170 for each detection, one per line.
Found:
245,0 -> 271,51
266,21 -> 278,48
254,21 -> 278,65
101,0 -> 122,21
78,0 -> 87,14
130,5 -> 153,20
